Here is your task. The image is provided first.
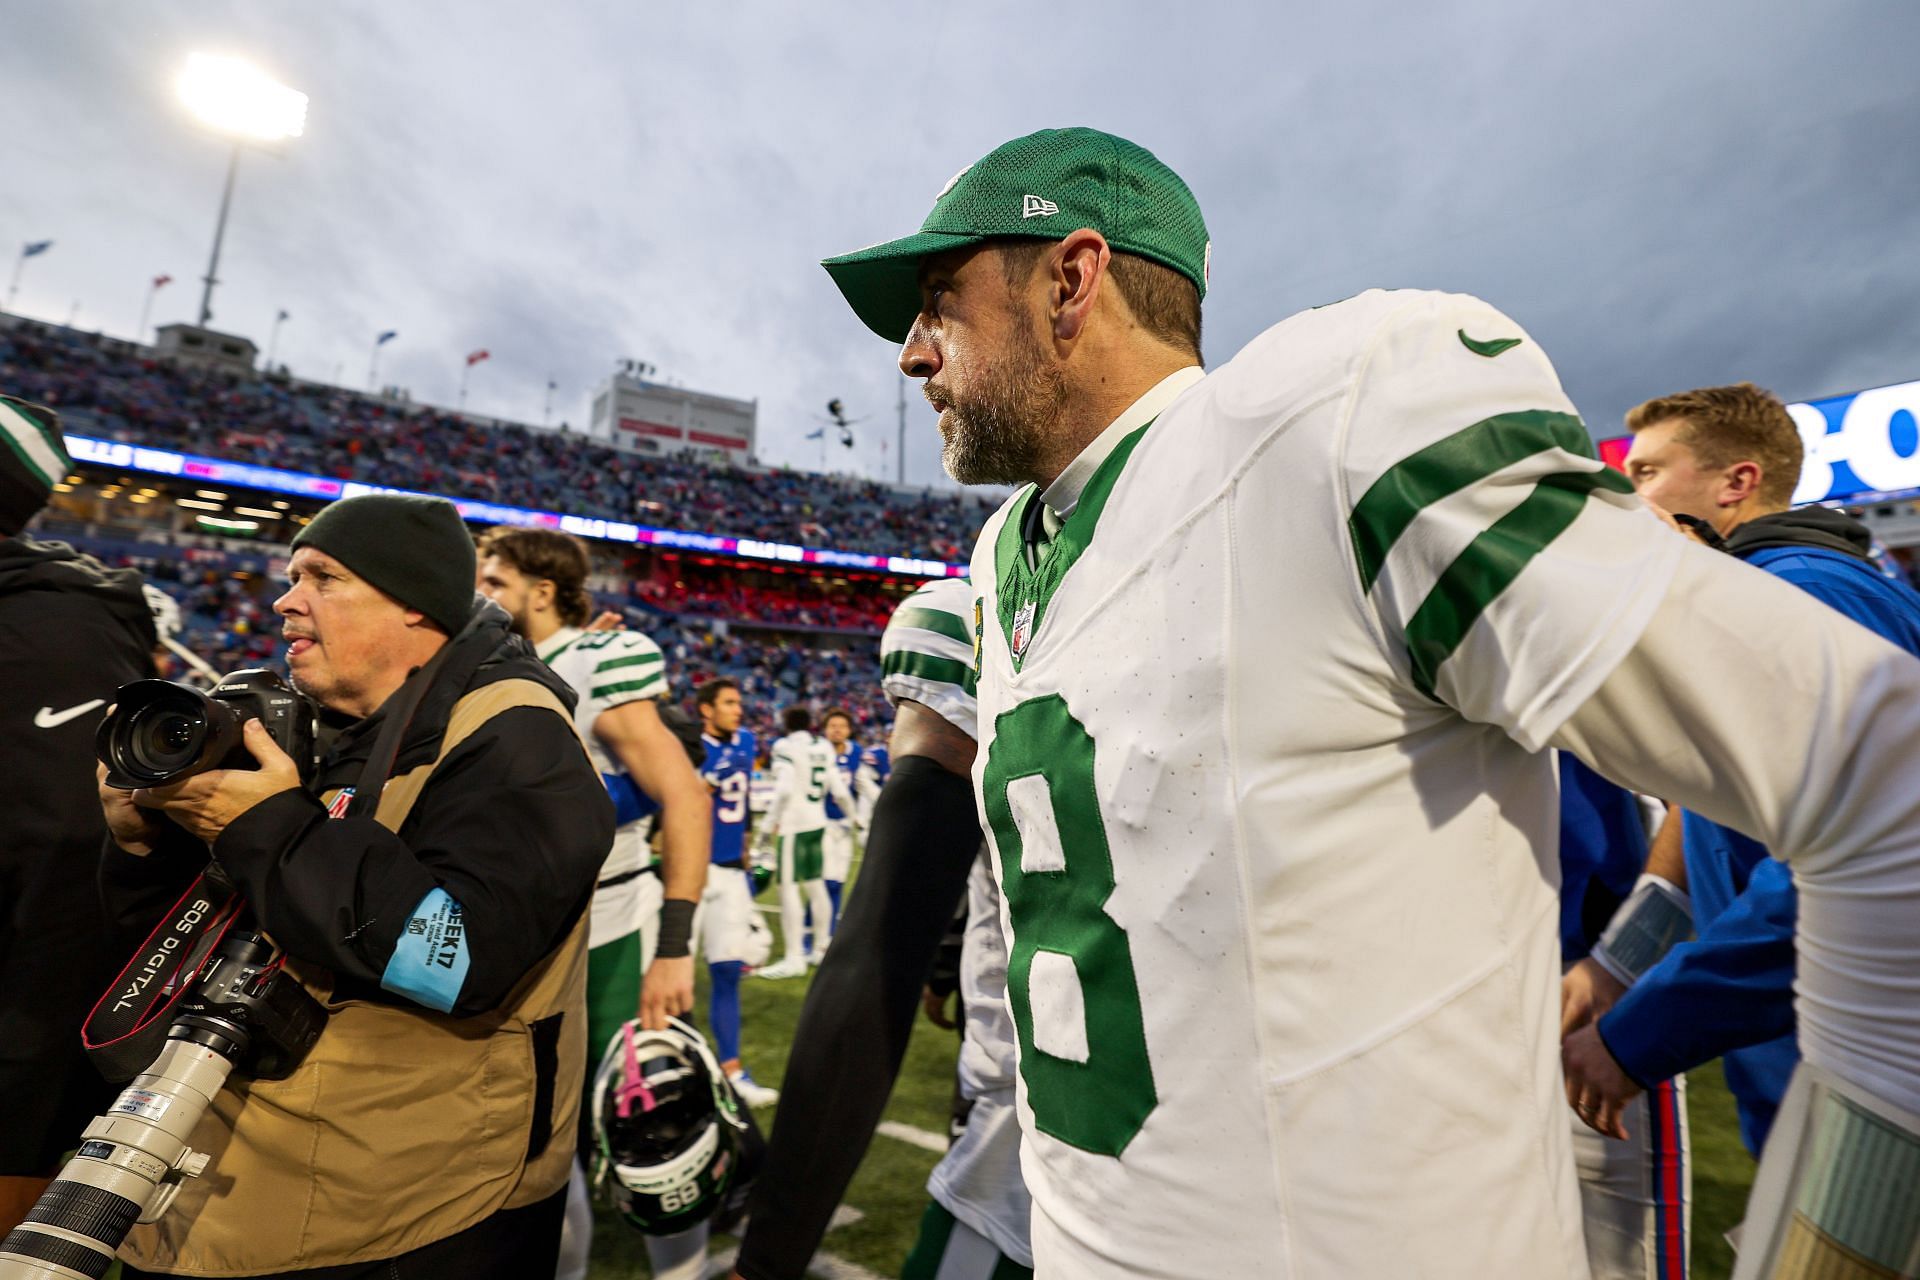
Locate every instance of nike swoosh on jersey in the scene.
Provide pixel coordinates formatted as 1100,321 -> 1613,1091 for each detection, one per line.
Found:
1458,329 -> 1523,358
35,698 -> 107,728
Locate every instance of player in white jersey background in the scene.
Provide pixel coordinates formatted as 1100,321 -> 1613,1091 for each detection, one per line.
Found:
757,705 -> 853,979
819,127 -> 1920,1278
731,576 -> 1032,1280
885,578 -> 1032,1280
475,527 -> 714,1280
818,706 -> 862,935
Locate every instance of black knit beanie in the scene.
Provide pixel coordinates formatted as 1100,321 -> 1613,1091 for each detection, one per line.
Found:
292,493 -> 477,635
0,394 -> 72,536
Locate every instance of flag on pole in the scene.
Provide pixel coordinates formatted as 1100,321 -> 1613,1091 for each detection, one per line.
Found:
376,330 -> 398,345
804,426 -> 826,440
21,241 -> 52,258
465,349 -> 490,367
152,274 -> 173,289
277,309 -> 290,322
547,379 -> 557,391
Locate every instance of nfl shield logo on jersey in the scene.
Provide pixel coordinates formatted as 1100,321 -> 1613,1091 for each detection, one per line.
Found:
1011,600 -> 1037,660
326,787 -> 355,819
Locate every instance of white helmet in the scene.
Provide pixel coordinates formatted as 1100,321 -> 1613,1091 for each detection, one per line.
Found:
142,583 -> 182,643
591,1018 -> 761,1235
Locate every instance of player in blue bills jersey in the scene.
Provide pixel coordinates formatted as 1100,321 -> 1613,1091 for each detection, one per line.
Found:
854,741 -> 888,832
1557,757 -> 1690,1280
818,707 -> 863,938
697,678 -> 777,1107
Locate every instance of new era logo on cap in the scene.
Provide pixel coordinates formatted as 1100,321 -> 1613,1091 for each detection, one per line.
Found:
1021,194 -> 1059,219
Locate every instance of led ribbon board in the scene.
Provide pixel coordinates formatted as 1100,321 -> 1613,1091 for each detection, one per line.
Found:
62,435 -> 967,579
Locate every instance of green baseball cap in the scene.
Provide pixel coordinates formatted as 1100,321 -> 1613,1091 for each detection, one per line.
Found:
822,127 -> 1210,343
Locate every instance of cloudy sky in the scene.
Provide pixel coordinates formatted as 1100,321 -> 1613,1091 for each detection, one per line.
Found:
4,2 -> 1916,491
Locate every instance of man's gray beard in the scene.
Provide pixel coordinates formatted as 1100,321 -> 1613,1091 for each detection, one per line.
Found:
938,331 -> 1067,487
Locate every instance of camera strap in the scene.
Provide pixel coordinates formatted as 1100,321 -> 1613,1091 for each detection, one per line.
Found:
344,602 -> 498,822
82,873 -> 248,1082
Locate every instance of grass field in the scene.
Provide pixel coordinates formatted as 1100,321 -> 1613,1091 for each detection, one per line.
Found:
585,882 -> 1763,1279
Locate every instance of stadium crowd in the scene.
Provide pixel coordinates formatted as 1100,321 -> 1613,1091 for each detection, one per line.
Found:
93,540 -> 895,749
625,576 -> 898,633
0,322 -> 991,563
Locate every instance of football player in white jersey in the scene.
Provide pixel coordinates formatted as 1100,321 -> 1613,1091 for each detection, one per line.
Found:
818,706 -> 862,935
730,577 -> 1030,1280
885,579 -> 1031,1279
757,705 -> 853,979
819,127 -> 1920,1278
476,528 -> 713,1280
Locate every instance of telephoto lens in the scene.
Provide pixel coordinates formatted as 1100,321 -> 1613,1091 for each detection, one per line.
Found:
0,1032 -> 234,1279
0,931 -> 327,1279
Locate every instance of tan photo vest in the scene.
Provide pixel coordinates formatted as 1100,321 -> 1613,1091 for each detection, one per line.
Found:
123,678 -> 592,1275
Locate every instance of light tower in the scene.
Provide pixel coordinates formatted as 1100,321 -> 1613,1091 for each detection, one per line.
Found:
176,54 -> 308,327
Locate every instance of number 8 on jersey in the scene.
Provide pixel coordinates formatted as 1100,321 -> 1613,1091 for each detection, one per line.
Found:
982,693 -> 1158,1157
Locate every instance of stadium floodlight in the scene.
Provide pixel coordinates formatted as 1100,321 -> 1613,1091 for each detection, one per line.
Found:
176,54 -> 308,329
177,53 -> 308,142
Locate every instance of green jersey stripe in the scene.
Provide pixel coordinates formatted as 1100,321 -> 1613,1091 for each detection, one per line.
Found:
1349,410 -> 1613,593
593,676 -> 665,699
993,418 -> 1156,671
882,649 -> 978,698
594,651 -> 663,674
1402,469 -> 1625,697
890,605 -> 972,646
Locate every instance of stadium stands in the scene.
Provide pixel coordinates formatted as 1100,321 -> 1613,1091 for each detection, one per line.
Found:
1,322 -> 992,563
62,531 -> 892,750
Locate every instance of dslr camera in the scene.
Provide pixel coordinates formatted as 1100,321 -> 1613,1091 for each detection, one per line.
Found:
98,668 -> 318,789
0,672 -> 331,1278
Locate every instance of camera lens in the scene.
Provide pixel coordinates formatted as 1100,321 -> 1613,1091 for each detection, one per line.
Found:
99,675 -> 280,790
128,705 -> 207,777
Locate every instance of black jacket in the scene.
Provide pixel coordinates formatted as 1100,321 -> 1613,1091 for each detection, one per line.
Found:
0,536 -> 155,1167
103,602 -> 614,1018
0,536 -> 156,880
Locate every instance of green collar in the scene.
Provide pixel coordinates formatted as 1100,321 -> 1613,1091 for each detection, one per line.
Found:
992,417 -> 1156,672
536,625 -> 585,663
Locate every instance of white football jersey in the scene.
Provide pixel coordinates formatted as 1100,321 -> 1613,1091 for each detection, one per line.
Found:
881,575 -> 980,741
539,625 -> 668,878
767,730 -> 849,836
881,579 -> 1029,1267
968,289 -> 1684,1279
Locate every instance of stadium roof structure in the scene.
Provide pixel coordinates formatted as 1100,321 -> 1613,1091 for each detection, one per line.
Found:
62,433 -> 967,580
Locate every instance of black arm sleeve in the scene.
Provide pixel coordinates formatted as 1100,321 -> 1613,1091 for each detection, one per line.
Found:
734,755 -> 981,1280
210,705 -> 613,1016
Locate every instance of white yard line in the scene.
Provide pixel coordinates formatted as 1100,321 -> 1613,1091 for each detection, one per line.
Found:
704,1206 -> 883,1280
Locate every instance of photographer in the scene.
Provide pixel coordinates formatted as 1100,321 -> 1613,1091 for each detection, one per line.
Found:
99,493 -> 614,1280
0,395 -> 156,1235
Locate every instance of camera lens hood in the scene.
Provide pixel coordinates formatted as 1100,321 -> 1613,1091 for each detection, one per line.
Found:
97,679 -> 246,790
